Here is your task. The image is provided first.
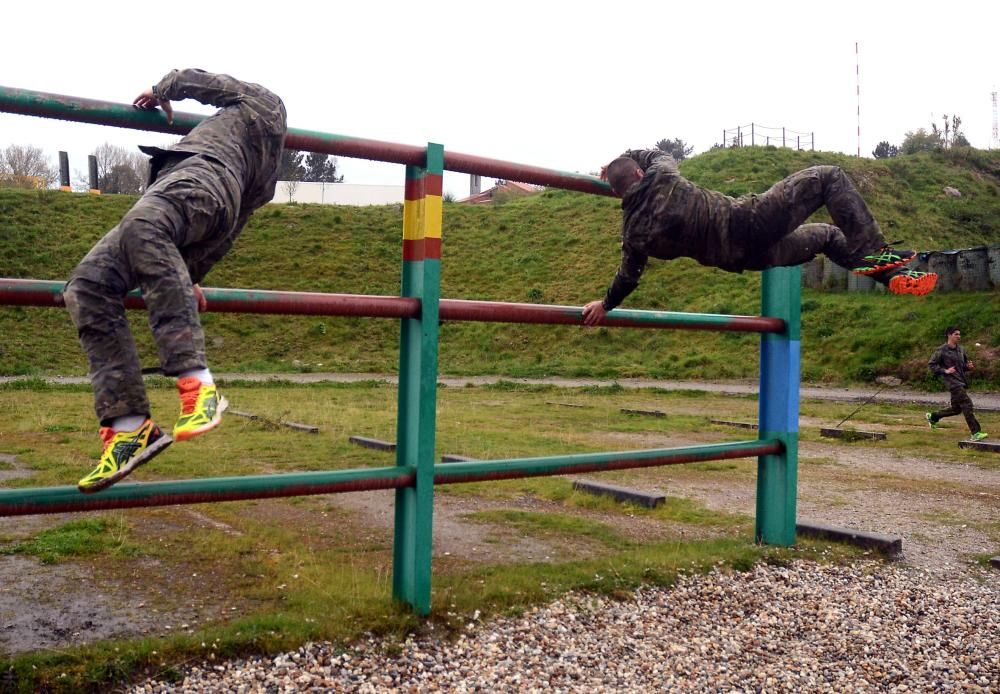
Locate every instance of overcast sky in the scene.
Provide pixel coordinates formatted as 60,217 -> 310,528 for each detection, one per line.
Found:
1,1 -> 997,198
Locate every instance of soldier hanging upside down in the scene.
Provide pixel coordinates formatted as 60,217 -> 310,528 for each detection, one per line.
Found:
581,149 -> 936,326
62,69 -> 288,492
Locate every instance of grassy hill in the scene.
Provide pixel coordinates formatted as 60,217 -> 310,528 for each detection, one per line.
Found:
1,146 -> 998,389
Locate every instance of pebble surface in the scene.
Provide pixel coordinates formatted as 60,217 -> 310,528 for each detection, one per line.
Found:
131,561 -> 999,693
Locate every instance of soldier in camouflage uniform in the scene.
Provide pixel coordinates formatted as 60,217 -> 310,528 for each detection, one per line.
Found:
925,326 -> 988,441
63,69 -> 287,492
581,149 -> 937,326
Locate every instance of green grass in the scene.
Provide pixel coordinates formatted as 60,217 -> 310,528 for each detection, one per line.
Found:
0,518 -> 141,564
2,146 -> 999,387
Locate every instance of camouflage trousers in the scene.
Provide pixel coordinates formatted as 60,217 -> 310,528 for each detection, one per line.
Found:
930,387 -> 982,435
63,155 -> 240,424
735,165 -> 885,272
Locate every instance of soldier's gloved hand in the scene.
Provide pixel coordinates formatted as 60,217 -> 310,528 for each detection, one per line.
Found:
133,88 -> 174,125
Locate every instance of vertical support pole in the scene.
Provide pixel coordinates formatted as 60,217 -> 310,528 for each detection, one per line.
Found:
88,155 -> 100,194
58,151 -> 70,191
392,143 -> 444,615
756,266 -> 801,545
751,123 -> 755,146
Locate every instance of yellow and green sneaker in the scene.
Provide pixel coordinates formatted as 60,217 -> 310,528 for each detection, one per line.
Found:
78,420 -> 172,493
173,377 -> 228,442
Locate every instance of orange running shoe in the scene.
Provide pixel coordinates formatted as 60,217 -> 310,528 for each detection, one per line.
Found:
888,269 -> 938,296
173,377 -> 228,442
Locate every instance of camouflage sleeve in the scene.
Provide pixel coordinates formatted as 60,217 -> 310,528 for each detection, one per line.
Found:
623,149 -> 678,173
927,345 -> 945,375
153,69 -> 283,124
601,242 -> 648,311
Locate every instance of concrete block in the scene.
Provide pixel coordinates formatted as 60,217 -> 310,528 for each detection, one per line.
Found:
796,521 -> 902,555
348,436 -> 396,452
572,479 -> 665,509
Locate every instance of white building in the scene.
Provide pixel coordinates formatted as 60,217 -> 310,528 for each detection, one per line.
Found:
271,181 -> 404,206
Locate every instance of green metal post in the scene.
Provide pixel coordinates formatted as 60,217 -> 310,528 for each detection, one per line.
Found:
392,143 -> 444,614
756,266 -> 801,545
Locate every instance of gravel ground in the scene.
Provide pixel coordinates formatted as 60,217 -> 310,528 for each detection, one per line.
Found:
131,560 -> 999,693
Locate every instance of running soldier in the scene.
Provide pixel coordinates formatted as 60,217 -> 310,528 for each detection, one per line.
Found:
63,69 -> 288,492
926,326 -> 988,441
581,149 -> 936,326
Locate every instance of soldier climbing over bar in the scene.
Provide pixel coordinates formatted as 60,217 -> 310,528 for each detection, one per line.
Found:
582,149 -> 936,325
63,69 -> 288,492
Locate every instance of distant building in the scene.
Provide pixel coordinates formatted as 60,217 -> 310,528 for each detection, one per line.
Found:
271,181 -> 404,206
458,180 -> 542,204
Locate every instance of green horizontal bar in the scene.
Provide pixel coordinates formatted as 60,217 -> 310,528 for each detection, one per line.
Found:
435,440 -> 781,483
0,441 -> 779,517
0,466 -> 414,517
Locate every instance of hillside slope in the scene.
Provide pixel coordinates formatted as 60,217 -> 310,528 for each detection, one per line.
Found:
1,146 -> 998,389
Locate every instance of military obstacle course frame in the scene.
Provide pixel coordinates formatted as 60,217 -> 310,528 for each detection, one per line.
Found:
0,85 -> 801,615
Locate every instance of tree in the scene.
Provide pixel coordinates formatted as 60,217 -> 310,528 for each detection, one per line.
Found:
92,142 -> 149,194
900,128 -> 940,155
0,144 -> 57,188
872,141 -> 899,159
655,137 -> 694,161
303,152 -> 344,183
279,149 -> 306,181
901,114 -> 969,155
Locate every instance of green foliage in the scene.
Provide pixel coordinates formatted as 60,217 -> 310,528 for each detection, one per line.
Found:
872,141 -> 898,159
901,128 -> 941,155
655,137 -> 694,161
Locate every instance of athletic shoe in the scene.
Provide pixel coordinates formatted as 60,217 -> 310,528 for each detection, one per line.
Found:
78,420 -> 172,493
925,413 -> 937,431
970,431 -> 989,442
173,377 -> 228,442
851,245 -> 916,276
888,269 -> 938,296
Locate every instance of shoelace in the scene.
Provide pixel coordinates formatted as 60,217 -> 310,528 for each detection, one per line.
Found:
179,386 -> 202,414
865,248 -> 902,264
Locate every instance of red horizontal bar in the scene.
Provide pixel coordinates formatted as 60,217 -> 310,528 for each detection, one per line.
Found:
0,279 -> 783,332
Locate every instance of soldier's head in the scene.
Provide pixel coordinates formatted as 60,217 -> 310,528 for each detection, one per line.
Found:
945,326 -> 961,346
604,157 -> 643,196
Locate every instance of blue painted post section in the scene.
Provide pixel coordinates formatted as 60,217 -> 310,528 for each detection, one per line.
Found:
755,266 -> 801,545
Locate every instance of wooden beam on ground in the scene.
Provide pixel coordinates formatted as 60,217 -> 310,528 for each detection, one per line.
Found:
796,521 -> 902,555
958,440 -> 1000,453
620,408 -> 665,418
819,428 -> 886,441
572,479 -> 665,509
990,557 -> 1000,570
230,410 -> 319,433
441,454 -> 478,463
711,420 -> 758,430
348,436 -> 396,452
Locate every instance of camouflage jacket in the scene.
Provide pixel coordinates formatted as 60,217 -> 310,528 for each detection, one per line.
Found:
601,149 -> 747,311
142,69 -> 288,282
928,343 -> 972,390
